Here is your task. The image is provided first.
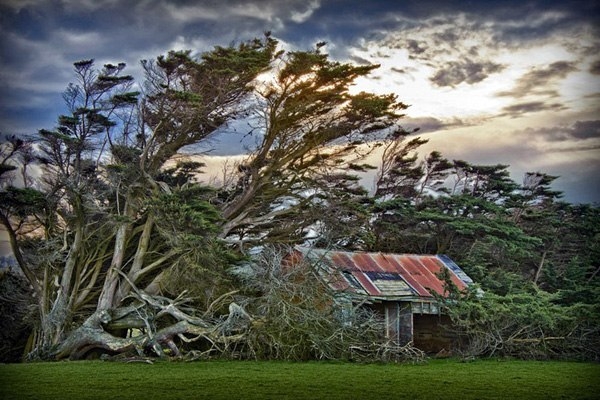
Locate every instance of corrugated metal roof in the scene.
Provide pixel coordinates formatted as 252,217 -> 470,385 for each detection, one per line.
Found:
294,247 -> 472,300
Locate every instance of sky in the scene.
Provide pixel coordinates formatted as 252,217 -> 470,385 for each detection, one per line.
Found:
1,0 -> 599,204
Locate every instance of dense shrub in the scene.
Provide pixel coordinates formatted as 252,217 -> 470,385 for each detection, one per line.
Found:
443,287 -> 600,361
0,269 -> 34,362
230,246 -> 424,362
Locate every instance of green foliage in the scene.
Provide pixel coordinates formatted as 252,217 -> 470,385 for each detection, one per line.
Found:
0,186 -> 47,217
142,35 -> 277,174
199,34 -> 277,82
544,256 -> 600,305
150,185 -> 222,239
156,160 -> 205,187
348,92 -> 404,120
110,92 -> 140,106
147,185 -> 240,305
217,41 -> 408,247
533,204 -> 600,298
5,35 -> 599,363
443,288 -> 600,360
375,133 -> 428,200
0,269 -> 35,363
370,143 -> 600,361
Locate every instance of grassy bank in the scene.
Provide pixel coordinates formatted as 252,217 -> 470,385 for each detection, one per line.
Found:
1,359 -> 598,399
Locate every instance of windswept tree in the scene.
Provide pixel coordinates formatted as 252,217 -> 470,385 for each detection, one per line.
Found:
374,130 -> 429,201
2,35 -> 413,360
0,37 -> 278,360
370,131 -> 453,252
370,147 -> 544,292
0,135 -> 45,287
215,44 -> 408,247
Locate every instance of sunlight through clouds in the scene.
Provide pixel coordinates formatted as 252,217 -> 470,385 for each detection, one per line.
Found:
339,10 -> 599,202
0,0 -> 598,202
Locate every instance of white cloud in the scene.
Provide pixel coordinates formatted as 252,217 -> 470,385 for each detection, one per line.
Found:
54,28 -> 105,48
340,12 -> 600,203
290,0 -> 320,23
167,35 -> 213,53
60,0 -> 121,11
161,0 -> 317,27
347,13 -> 597,121
163,3 -> 222,22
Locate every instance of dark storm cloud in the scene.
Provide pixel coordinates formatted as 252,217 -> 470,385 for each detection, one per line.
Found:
533,120 -> 600,142
500,101 -> 567,117
349,55 -> 372,65
0,0 -> 322,65
0,0 -> 325,132
376,17 -> 510,89
572,120 -> 600,140
1,0 -> 598,204
497,61 -> 579,98
386,22 -> 474,62
430,59 -> 505,87
433,28 -> 460,45
402,117 -> 471,133
406,40 -> 427,56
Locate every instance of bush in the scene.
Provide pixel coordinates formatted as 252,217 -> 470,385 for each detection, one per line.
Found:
0,269 -> 35,362
443,287 -> 600,361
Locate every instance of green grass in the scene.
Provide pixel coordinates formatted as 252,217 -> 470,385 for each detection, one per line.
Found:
0,359 -> 599,399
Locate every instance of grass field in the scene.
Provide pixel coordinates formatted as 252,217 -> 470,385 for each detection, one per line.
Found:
1,358 -> 599,399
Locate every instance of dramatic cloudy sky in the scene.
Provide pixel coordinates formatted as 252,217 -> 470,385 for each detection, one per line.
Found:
1,0 -> 599,204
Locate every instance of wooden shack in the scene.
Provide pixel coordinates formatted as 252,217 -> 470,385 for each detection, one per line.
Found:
291,247 -> 474,353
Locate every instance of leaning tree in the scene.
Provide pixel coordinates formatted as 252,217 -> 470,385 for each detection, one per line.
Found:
216,42 -> 409,247
1,35 -> 410,360
1,36 -> 277,359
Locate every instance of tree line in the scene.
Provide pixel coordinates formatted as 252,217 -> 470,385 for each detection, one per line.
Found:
1,34 -> 598,362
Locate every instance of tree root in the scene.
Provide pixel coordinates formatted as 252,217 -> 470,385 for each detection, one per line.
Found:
53,290 -> 253,361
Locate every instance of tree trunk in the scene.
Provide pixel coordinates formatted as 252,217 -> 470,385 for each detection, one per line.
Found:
54,309 -> 142,360
53,296 -> 250,361
44,218 -> 84,346
115,213 -> 154,304
533,250 -> 547,285
98,201 -> 133,310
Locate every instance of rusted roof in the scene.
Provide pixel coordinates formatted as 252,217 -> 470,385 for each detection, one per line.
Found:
294,247 -> 473,300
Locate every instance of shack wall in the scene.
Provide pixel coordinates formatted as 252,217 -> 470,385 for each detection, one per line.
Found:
413,314 -> 454,353
368,302 -> 455,352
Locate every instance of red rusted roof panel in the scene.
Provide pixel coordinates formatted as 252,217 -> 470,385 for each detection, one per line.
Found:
331,252 -> 358,271
372,253 -> 398,273
443,263 -> 468,291
400,255 -> 435,296
413,256 -> 446,296
353,253 -> 384,272
295,247 -> 472,300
